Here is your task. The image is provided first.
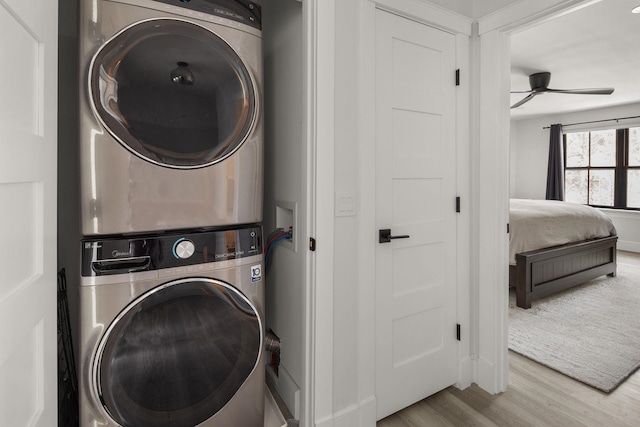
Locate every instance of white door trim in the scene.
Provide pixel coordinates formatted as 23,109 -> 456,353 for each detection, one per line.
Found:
474,0 -> 602,394
356,3 -> 379,425
372,0 -> 472,35
303,1 -> 335,426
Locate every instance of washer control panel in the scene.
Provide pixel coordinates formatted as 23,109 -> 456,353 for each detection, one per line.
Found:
82,225 -> 262,277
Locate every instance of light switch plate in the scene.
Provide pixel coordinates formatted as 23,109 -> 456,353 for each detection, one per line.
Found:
335,191 -> 357,217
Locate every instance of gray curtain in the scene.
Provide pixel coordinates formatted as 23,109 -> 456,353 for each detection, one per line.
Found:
545,124 -> 564,200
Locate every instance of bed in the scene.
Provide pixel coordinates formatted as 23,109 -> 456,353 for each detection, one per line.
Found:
509,199 -> 618,309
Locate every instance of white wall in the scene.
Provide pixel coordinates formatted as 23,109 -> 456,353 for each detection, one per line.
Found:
509,117 -> 549,199
510,102 -> 640,252
332,0 -> 360,415
262,0 -> 307,419
601,209 -> 640,253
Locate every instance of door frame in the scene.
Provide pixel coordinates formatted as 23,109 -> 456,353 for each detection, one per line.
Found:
307,0 -> 471,424
306,0 -> 602,424
359,0 -> 472,422
303,1 -> 335,427
475,0 -> 604,394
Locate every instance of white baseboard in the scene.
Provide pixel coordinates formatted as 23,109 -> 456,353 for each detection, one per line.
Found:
315,415 -> 334,427
617,240 -> 640,253
266,364 -> 300,420
333,404 -> 360,427
315,396 -> 377,427
475,357 -> 503,394
456,356 -> 473,390
359,397 -> 377,426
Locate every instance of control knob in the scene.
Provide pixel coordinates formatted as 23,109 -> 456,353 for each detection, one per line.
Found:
173,238 -> 195,259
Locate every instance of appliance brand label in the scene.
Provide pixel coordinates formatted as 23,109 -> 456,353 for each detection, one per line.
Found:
112,250 -> 132,258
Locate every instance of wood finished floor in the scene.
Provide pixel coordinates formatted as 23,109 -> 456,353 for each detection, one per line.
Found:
378,251 -> 640,427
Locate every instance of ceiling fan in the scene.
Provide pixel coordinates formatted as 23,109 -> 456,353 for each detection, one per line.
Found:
510,71 -> 615,109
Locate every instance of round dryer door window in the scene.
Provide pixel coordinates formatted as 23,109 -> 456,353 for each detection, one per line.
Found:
94,279 -> 262,427
89,19 -> 257,168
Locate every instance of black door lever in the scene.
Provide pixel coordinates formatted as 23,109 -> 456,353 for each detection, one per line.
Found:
379,229 -> 410,243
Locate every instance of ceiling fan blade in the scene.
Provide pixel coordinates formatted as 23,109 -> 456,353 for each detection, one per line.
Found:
546,88 -> 615,95
511,93 -> 537,109
510,90 -> 534,94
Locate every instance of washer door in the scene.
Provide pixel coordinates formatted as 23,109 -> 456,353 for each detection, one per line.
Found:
89,19 -> 257,168
95,278 -> 262,427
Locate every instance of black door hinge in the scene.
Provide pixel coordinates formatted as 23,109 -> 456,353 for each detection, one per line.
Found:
455,69 -> 460,86
456,324 -> 461,341
309,238 -> 316,252
507,223 -> 510,234
456,196 -> 461,213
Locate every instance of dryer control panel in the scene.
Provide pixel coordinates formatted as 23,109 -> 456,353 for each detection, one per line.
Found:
154,0 -> 262,29
82,225 -> 262,277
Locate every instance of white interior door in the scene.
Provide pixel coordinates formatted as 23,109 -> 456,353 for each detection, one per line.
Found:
0,0 -> 58,425
375,9 -> 458,420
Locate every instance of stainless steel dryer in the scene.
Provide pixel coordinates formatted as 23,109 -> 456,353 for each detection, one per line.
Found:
78,226 -> 265,426
78,0 -> 263,235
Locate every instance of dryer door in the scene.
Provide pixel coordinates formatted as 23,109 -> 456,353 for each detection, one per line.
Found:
94,278 -> 262,427
89,18 -> 257,169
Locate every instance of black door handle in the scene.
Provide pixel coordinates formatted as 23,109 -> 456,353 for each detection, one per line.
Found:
379,229 -> 410,243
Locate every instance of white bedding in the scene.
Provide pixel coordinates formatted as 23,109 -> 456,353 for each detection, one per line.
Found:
509,199 -> 616,265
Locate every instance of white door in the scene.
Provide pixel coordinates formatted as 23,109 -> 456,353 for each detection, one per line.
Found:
0,0 -> 58,425
375,9 -> 458,420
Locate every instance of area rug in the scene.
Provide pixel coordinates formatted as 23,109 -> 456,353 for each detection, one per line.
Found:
509,256 -> 640,392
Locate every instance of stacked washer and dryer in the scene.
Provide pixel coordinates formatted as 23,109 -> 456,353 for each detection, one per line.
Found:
73,1 -> 265,425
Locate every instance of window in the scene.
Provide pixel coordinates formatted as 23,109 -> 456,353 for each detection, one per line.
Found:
564,127 -> 640,209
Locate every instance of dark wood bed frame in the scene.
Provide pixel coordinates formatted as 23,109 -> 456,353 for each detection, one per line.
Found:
509,235 -> 618,309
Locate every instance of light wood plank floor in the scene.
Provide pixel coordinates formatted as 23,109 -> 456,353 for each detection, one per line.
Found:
378,251 -> 640,427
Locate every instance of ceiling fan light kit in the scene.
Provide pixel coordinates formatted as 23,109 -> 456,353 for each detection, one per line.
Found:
510,71 -> 614,109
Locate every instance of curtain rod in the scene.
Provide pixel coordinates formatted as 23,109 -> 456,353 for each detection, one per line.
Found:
542,115 -> 640,130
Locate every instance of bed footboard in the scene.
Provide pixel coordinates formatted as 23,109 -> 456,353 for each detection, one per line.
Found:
511,235 -> 617,309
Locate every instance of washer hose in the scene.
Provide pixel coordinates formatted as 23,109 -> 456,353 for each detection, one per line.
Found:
265,329 -> 281,354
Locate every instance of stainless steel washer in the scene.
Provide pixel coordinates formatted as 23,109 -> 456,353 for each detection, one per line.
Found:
78,226 -> 265,426
78,0 -> 263,235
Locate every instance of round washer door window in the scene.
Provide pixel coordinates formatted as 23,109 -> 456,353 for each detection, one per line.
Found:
95,279 -> 262,427
90,19 -> 257,168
